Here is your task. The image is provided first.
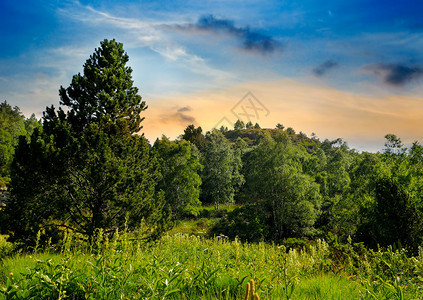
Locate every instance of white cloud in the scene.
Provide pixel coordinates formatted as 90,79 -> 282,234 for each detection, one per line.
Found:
0,72 -> 59,118
58,2 -> 232,83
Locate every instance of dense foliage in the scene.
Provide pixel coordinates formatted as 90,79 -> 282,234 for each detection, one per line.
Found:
2,40 -> 170,245
1,39 -> 423,262
200,130 -> 244,207
205,130 -> 423,254
0,102 -> 39,188
153,136 -> 202,218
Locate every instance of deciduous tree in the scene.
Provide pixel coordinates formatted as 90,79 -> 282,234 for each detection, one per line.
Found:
153,136 -> 202,218
369,177 -> 423,252
242,133 -> 321,239
201,130 -> 244,207
0,102 -> 39,188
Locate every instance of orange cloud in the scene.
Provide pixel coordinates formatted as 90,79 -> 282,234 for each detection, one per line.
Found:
142,79 -> 423,151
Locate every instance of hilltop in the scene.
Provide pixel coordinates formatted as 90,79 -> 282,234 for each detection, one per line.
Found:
223,128 -> 322,153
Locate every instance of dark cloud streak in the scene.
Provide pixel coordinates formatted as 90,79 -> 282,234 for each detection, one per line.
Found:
365,63 -> 423,86
160,107 -> 196,125
312,60 -> 339,77
174,14 -> 283,55
177,106 -> 191,112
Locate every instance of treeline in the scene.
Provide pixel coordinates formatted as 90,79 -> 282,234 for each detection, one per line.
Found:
0,102 -> 40,189
1,39 -> 423,255
176,123 -> 423,254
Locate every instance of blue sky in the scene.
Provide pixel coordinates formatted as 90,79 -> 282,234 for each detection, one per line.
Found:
1,0 -> 423,151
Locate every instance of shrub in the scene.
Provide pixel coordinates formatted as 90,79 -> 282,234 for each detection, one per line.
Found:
210,205 -> 269,242
0,235 -> 14,260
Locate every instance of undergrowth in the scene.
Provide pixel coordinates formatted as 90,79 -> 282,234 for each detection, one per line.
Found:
1,231 -> 423,299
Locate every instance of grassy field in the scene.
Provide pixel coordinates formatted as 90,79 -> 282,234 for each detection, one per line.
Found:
166,204 -> 239,236
1,231 -> 423,299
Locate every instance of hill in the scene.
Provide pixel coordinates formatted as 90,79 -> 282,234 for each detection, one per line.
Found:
223,128 -> 321,153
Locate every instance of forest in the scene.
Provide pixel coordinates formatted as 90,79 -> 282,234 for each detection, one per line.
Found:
1,39 -> 423,299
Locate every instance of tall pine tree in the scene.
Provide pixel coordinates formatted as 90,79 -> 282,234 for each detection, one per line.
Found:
5,40 -> 170,245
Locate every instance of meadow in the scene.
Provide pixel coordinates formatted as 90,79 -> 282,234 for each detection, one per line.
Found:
1,230 -> 423,299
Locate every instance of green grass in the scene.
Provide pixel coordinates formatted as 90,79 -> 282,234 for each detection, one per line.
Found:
199,204 -> 240,212
167,218 -> 217,236
0,235 -> 341,299
0,235 -> 13,261
166,204 -> 238,237
295,274 -> 363,299
0,253 -> 62,284
1,233 -> 423,299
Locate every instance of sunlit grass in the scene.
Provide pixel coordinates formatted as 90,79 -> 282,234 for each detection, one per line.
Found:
1,233 -> 422,299
166,204 -> 238,236
0,253 -> 62,285
295,274 -> 364,299
167,218 -> 217,236
200,204 -> 240,212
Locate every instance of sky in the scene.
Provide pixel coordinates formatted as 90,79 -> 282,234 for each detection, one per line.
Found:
1,0 -> 423,152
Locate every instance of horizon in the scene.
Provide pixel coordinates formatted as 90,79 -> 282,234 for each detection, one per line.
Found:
1,0 -> 423,152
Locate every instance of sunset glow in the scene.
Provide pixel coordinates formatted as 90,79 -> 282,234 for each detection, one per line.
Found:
1,0 -> 423,151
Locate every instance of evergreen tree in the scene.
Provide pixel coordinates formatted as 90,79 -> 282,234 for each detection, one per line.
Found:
286,127 -> 296,135
181,124 -> 207,151
219,125 -> 228,133
234,120 -> 245,130
384,134 -> 404,155
5,40 -> 170,244
276,123 -> 284,130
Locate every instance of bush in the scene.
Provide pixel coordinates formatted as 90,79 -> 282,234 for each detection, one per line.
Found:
0,235 -> 14,260
210,205 -> 269,242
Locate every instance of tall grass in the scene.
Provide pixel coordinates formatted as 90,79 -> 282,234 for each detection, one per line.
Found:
1,232 -> 423,299
0,236 -> 14,261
